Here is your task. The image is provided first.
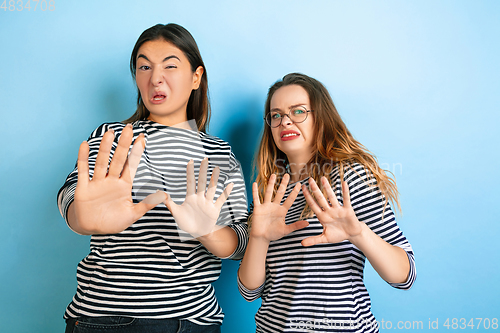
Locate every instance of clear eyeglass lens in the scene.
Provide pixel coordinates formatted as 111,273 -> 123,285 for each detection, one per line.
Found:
267,107 -> 308,127
290,108 -> 307,122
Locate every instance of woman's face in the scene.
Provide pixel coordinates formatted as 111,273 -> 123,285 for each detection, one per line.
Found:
135,39 -> 203,126
270,84 -> 315,163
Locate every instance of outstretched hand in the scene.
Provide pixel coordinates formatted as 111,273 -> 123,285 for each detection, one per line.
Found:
72,124 -> 166,235
163,158 -> 233,238
250,174 -> 308,242
301,177 -> 362,247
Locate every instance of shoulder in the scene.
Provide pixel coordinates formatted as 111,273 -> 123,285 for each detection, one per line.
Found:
329,161 -> 373,183
329,161 -> 380,202
88,121 -> 147,141
200,132 -> 242,170
87,122 -> 126,139
200,132 -> 231,148
199,132 -> 234,155
343,162 -> 373,183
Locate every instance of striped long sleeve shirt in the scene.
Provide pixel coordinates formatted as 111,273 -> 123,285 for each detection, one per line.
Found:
58,120 -> 249,325
238,163 -> 416,332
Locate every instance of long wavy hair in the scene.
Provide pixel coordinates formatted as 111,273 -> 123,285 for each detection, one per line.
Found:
254,73 -> 400,218
124,23 -> 210,133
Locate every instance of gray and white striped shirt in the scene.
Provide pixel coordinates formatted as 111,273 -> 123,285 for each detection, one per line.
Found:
58,120 -> 249,325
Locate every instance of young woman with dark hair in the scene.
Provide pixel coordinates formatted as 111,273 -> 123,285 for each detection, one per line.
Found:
58,23 -> 248,333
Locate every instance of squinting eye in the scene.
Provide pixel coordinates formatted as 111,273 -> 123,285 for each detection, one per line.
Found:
165,65 -> 177,69
271,113 -> 282,119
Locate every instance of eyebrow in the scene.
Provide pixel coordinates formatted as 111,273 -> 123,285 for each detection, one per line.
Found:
270,104 -> 308,112
137,54 -> 181,62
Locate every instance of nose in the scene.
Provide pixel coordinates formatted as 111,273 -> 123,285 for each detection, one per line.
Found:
280,114 -> 293,127
151,67 -> 163,86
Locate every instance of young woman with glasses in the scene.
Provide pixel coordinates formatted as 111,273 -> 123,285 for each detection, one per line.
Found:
58,23 -> 248,333
238,73 -> 416,332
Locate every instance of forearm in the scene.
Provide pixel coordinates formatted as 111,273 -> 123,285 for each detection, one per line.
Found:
238,236 -> 269,290
349,223 -> 410,284
197,226 -> 239,258
66,202 -> 93,235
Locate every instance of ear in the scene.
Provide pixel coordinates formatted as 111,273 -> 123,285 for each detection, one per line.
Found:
192,66 -> 204,90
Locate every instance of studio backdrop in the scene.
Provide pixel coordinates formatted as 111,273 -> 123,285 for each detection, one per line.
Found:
1,1 -> 499,332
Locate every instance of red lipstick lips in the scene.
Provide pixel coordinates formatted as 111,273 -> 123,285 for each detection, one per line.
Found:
280,130 -> 300,141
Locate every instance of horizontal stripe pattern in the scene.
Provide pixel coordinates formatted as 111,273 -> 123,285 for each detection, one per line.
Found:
58,120 -> 248,325
238,163 -> 416,332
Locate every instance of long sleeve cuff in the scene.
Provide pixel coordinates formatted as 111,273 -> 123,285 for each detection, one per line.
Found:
237,275 -> 265,302
388,248 -> 416,290
57,181 -> 77,229
222,222 -> 249,260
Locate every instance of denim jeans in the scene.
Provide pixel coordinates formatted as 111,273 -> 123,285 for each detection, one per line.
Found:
65,316 -> 221,333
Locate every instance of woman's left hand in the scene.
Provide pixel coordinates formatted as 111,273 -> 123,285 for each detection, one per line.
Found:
301,177 -> 362,247
164,157 -> 233,238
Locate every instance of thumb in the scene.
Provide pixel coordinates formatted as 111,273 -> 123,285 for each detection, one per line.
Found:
283,220 -> 309,236
301,234 -> 327,247
133,191 -> 167,220
162,192 -> 179,214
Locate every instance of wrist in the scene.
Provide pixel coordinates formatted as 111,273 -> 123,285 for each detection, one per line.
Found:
249,233 -> 271,246
195,225 -> 221,242
347,222 -> 369,246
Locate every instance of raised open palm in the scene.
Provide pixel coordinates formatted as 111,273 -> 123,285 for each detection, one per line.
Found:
73,124 -> 166,235
301,177 -> 362,247
250,174 -> 308,242
163,158 -> 233,238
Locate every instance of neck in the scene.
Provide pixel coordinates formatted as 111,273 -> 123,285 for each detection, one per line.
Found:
287,153 -> 314,183
147,114 -> 193,130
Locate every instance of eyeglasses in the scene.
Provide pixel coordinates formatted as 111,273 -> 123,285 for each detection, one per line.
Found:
264,106 -> 313,128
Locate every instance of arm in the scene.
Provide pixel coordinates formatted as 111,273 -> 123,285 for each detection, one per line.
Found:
238,174 -> 307,292
237,232 -> 271,290
301,165 -> 415,286
204,153 -> 250,260
197,226 -> 238,258
349,222 -> 410,284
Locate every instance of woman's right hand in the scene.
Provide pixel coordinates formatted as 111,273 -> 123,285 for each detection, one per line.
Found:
250,173 -> 308,242
68,124 -> 166,235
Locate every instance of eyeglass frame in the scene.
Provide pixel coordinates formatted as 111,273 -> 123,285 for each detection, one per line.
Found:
264,106 -> 314,128
264,107 -> 314,128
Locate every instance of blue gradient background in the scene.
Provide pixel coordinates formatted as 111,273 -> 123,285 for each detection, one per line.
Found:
1,1 -> 499,332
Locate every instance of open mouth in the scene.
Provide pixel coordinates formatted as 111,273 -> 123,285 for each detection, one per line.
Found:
151,92 -> 166,103
280,131 -> 300,141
